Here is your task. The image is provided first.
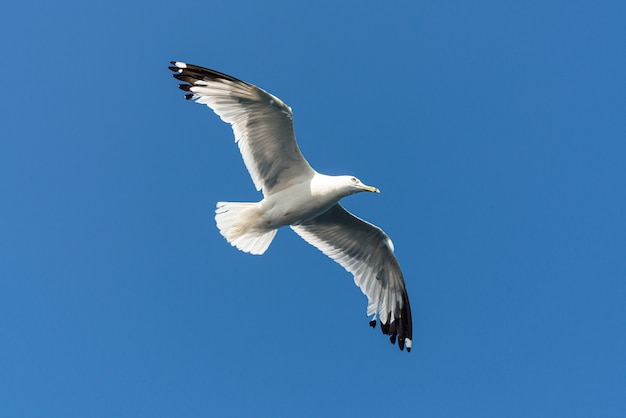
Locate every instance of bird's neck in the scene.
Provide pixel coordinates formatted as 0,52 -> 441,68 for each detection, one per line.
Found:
310,174 -> 351,200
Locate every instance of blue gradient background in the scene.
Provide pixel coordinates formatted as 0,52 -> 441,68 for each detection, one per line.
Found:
2,1 -> 625,417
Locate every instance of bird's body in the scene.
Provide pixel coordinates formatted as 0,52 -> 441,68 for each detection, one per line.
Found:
257,174 -> 362,230
169,61 -> 413,351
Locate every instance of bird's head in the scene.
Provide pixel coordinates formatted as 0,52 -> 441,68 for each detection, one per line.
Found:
341,175 -> 380,196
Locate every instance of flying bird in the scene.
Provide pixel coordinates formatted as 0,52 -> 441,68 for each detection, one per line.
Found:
169,61 -> 412,351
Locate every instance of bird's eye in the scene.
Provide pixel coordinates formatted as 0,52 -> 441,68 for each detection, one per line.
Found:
351,177 -> 358,183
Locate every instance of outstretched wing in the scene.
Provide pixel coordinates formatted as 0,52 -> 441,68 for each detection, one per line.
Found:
291,204 -> 412,351
169,62 -> 315,195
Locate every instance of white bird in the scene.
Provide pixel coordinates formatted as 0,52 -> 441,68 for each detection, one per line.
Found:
169,62 -> 413,351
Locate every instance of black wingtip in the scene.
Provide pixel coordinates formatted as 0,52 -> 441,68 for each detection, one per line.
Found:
369,318 -> 376,328
381,319 -> 390,335
168,61 -> 183,73
373,293 -> 413,352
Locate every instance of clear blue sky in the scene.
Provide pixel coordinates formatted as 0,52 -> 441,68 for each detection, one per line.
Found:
1,1 -> 625,417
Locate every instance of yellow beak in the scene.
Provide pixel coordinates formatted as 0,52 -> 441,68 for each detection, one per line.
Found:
361,185 -> 380,193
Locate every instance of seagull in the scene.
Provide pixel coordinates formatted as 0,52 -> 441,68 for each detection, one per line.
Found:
169,61 -> 413,351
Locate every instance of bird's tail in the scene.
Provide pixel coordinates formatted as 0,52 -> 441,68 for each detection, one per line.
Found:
215,202 -> 277,255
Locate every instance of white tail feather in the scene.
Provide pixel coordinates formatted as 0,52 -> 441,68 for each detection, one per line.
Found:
215,202 -> 277,255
